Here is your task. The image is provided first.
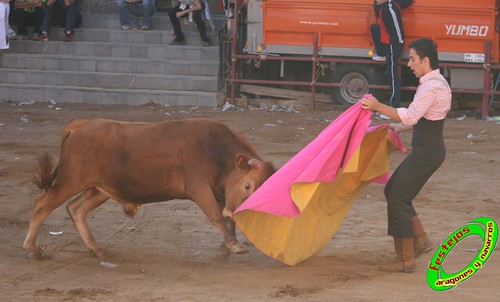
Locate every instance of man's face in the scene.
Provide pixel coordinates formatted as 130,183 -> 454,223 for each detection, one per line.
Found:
407,48 -> 426,78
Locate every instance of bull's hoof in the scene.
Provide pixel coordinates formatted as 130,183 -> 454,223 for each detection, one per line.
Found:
26,246 -> 47,260
90,247 -> 106,259
123,204 -> 140,217
226,242 -> 249,254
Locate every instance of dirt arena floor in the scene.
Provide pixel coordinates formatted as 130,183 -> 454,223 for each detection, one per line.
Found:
0,99 -> 498,301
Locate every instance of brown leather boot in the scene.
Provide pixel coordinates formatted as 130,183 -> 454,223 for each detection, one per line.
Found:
380,237 -> 416,273
412,216 -> 433,258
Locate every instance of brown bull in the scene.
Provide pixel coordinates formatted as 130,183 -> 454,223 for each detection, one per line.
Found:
23,118 -> 274,258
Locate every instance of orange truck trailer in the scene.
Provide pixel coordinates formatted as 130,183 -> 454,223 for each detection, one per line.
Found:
237,0 -> 499,111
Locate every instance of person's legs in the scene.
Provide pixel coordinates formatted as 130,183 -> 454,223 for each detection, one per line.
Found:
32,7 -> 45,36
12,9 -> 29,36
191,7 -> 210,45
141,0 -> 156,29
39,2 -> 55,34
117,0 -> 138,29
387,42 -> 403,108
52,2 -> 66,28
168,5 -> 185,43
385,150 -> 444,239
370,23 -> 388,57
63,1 -> 77,34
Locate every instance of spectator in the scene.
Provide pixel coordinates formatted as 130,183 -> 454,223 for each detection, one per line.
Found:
0,0 -> 9,55
371,0 -> 413,110
168,0 -> 211,47
116,0 -> 156,30
10,0 -> 44,40
36,0 -> 82,42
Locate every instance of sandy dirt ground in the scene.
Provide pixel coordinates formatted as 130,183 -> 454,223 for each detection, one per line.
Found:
0,99 -> 499,302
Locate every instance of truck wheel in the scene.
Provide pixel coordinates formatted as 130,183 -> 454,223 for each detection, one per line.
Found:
330,64 -> 384,106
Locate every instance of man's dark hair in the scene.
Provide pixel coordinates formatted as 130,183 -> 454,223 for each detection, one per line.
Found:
408,38 -> 439,70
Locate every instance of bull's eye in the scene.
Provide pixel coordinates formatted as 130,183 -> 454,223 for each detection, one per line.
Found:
244,183 -> 251,190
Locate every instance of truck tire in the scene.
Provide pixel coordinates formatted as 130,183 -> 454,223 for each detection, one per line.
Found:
330,64 -> 385,106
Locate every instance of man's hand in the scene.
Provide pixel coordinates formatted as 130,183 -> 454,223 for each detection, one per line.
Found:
360,95 -> 382,111
389,123 -> 412,133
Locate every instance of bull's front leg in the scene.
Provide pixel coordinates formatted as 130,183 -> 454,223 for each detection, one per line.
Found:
190,188 -> 248,254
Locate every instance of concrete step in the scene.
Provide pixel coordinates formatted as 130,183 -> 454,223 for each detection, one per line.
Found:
0,68 -> 218,91
79,12 -> 225,31
25,26 -> 220,45
8,40 -> 219,60
0,83 -> 221,107
1,53 -> 218,76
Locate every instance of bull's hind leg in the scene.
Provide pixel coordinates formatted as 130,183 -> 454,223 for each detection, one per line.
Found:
23,188 -> 75,259
66,188 -> 109,258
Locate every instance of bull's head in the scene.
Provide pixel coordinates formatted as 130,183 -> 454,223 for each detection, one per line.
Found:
222,153 -> 274,219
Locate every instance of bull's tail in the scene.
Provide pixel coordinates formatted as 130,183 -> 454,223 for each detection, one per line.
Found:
32,152 -> 57,191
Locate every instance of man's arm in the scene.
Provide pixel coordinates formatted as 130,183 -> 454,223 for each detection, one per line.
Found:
389,123 -> 413,133
360,95 -> 402,122
176,0 -> 202,18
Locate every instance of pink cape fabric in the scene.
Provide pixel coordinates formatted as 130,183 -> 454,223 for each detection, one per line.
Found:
232,103 -> 406,266
235,103 -> 404,217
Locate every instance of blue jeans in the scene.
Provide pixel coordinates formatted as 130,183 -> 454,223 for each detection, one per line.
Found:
116,0 -> 156,28
40,0 -> 82,34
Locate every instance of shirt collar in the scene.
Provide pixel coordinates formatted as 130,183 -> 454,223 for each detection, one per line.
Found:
419,69 -> 441,84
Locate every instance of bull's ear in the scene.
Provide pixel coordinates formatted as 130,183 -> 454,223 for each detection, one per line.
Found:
248,158 -> 263,170
235,153 -> 251,170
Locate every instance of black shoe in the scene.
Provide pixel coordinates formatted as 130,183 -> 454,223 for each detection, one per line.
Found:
169,39 -> 186,46
202,40 -> 211,47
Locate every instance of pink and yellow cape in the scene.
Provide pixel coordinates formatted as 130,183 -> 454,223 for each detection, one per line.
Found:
233,103 -> 406,266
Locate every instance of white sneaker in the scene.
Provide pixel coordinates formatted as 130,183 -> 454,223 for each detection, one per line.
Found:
372,55 -> 386,62
8,27 -> 17,40
121,25 -> 138,30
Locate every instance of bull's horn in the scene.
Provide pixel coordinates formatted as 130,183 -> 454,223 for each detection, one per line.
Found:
247,158 -> 263,169
222,207 -> 233,219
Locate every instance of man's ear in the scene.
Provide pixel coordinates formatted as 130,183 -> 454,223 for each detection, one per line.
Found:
423,56 -> 431,68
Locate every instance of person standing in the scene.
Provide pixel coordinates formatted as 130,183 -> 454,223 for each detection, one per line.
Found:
0,0 -> 10,55
372,0 -> 413,109
36,0 -> 82,42
168,0 -> 211,47
116,0 -> 156,30
360,38 -> 452,273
